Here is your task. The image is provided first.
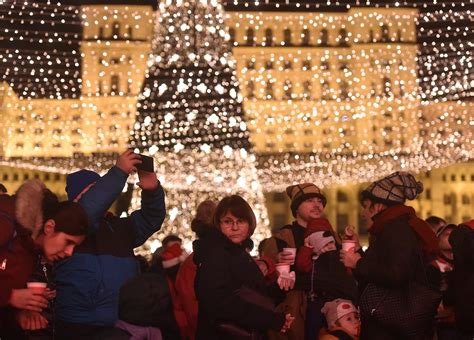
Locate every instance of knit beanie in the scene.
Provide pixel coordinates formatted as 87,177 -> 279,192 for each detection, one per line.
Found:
66,170 -> 101,201
360,171 -> 423,205
307,231 -> 335,256
321,299 -> 358,329
286,183 -> 326,217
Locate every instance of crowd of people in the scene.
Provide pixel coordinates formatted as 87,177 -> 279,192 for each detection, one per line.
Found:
0,150 -> 473,340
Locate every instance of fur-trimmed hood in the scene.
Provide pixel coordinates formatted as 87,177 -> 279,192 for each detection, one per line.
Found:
15,180 -> 47,238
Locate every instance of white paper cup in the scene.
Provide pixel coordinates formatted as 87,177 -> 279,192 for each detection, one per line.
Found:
276,263 -> 290,275
27,282 -> 47,293
282,247 -> 296,264
342,240 -> 357,252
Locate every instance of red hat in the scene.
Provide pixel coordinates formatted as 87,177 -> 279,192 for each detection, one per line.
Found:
304,218 -> 334,239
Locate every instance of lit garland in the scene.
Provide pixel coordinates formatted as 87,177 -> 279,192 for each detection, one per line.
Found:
0,0 -> 472,254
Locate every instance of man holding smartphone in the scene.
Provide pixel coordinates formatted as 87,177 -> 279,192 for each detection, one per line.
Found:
48,150 -> 166,339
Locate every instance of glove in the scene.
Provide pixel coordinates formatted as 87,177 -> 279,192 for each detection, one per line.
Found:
277,271 -> 295,291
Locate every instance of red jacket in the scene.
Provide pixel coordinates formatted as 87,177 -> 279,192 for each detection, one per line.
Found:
295,245 -> 314,273
175,253 -> 198,340
0,195 -> 39,307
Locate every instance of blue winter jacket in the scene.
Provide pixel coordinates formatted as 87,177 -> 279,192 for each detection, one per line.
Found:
54,166 -> 166,325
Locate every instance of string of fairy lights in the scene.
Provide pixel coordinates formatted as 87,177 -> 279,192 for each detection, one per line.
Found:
0,0 -> 472,250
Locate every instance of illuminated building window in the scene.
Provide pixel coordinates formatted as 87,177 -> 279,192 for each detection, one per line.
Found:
229,27 -> 236,46
383,112 -> 392,119
301,28 -> 311,46
283,80 -> 292,100
319,29 -> 329,46
99,26 -> 104,39
461,174 -> 466,181
321,60 -> 330,71
264,28 -> 273,46
2,174 -> 8,181
245,28 -> 255,46
23,173 -> 29,181
127,80 -> 132,94
339,61 -> 349,71
265,81 -> 273,99
338,28 -> 349,46
303,80 -> 312,99
98,81 -> 103,95
302,60 -> 311,70
265,60 -> 273,70
128,26 -> 133,39
283,28 -> 292,46
451,174 -> 456,181
321,80 -> 330,100
442,174 -> 447,182
370,82 -> 377,97
369,29 -> 374,43
425,188 -> 431,199
111,75 -> 120,94
112,21 -> 120,39
44,174 -> 50,181
396,29 -> 402,42
340,81 -> 349,100
462,195 -> 470,205
443,194 -> 452,205
16,143 -> 24,149
337,190 -> 348,202
283,60 -> 292,70
246,80 -> 255,98
383,77 -> 391,96
399,83 -> 405,97
13,174 -> 19,181
381,24 -> 390,42
72,115 -> 80,121
273,192 -> 286,202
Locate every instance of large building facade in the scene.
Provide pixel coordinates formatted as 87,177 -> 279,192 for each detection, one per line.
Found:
0,1 -> 472,234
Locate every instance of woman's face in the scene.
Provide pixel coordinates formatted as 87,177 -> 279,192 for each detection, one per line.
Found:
42,220 -> 85,261
219,211 -> 250,244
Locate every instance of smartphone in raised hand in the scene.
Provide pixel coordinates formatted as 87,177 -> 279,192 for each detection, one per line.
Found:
135,154 -> 154,172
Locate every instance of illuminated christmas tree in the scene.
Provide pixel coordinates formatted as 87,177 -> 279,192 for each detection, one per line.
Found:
130,0 -> 270,254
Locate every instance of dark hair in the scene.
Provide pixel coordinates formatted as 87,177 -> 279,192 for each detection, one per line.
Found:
213,195 -> 256,236
45,200 -> 89,236
0,183 -> 7,193
162,234 -> 181,248
359,191 -> 397,207
426,216 -> 446,227
258,238 -> 268,256
191,200 -> 217,239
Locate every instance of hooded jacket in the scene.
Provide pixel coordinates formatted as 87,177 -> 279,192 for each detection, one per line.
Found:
54,166 -> 166,326
194,229 -> 284,339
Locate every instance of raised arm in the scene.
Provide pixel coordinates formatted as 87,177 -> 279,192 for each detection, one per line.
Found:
130,170 -> 166,247
78,150 -> 141,229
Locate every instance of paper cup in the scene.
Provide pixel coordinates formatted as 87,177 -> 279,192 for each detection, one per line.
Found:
276,263 -> 290,275
282,247 -> 296,264
27,282 -> 47,293
342,240 -> 357,252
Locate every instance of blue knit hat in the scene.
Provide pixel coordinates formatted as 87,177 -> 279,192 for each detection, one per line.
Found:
66,170 -> 101,201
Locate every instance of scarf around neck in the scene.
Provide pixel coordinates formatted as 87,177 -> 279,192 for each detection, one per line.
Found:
369,205 -> 439,257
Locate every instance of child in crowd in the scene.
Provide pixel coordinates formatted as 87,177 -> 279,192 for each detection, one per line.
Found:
320,299 -> 360,340
295,219 -> 358,303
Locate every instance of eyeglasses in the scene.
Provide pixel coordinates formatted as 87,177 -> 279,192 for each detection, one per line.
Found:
220,218 -> 248,228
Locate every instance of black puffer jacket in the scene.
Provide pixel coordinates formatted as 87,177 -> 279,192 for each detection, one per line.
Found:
194,229 -> 284,340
